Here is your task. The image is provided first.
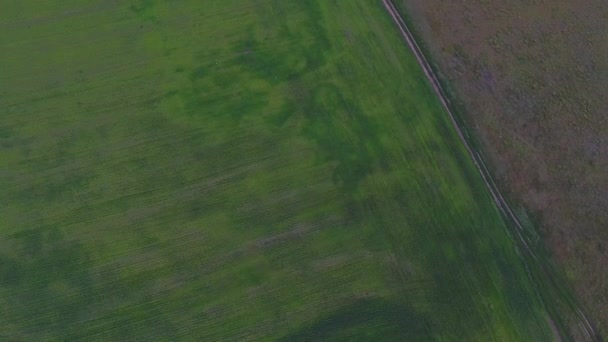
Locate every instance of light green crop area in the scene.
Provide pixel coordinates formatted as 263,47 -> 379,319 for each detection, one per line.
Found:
0,0 -> 553,340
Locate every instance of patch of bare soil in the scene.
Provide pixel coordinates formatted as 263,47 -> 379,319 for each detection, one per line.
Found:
397,0 -> 608,337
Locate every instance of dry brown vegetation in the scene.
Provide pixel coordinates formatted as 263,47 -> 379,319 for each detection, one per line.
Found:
398,0 -> 608,336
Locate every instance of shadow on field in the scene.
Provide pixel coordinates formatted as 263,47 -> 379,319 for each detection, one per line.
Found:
278,298 -> 432,341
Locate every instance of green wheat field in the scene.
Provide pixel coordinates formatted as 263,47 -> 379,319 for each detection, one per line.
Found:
0,0 -> 555,340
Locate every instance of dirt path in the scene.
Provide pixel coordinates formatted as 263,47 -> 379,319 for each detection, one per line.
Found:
381,0 -> 600,340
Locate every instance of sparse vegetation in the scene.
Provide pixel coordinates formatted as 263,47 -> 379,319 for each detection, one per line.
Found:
396,0 -> 608,337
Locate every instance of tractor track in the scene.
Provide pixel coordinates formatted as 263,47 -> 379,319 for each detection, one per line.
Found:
381,0 -> 601,340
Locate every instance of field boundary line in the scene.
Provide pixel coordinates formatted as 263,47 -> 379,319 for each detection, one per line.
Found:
381,0 -> 600,340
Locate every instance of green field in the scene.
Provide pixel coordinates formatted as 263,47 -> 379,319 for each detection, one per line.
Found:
1,1 -> 555,340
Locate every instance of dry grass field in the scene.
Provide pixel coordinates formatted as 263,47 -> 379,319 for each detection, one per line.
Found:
398,0 -> 608,337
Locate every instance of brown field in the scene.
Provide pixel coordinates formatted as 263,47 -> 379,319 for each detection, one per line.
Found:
398,0 -> 608,337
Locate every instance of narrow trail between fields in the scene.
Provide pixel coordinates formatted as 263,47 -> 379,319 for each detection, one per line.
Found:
381,0 -> 601,340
